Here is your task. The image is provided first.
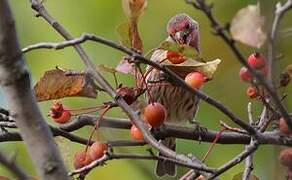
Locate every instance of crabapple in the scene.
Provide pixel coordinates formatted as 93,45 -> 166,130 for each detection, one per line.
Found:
239,67 -> 253,82
73,151 -> 92,169
89,141 -> 108,160
130,125 -> 144,141
246,86 -> 259,99
247,52 -> 266,69
143,102 -> 166,128
279,148 -> 292,168
279,117 -> 292,135
185,71 -> 205,89
167,51 -> 187,64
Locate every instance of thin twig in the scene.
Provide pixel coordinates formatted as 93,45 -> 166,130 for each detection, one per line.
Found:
208,140 -> 258,179
68,152 -> 216,177
243,103 -> 256,180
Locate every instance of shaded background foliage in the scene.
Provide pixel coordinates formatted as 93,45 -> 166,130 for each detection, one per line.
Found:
0,0 -> 291,179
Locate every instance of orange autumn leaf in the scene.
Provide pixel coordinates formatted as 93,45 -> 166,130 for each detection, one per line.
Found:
34,69 -> 97,102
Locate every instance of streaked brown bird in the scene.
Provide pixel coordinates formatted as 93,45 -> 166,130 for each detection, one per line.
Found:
145,13 -> 200,177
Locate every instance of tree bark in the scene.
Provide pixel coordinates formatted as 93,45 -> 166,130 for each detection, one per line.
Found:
0,1 -> 68,179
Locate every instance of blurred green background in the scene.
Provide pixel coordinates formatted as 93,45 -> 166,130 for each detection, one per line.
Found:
0,0 -> 291,179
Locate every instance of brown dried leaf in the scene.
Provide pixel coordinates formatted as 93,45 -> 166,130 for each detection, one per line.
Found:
34,69 -> 97,102
230,3 -> 266,48
129,20 -> 143,51
122,0 -> 147,20
116,22 -> 131,48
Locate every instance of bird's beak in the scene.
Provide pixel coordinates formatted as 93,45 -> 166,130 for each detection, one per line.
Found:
174,31 -> 185,44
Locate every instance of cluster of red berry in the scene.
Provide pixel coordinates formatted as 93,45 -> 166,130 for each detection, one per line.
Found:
49,101 -> 109,169
239,52 -> 268,98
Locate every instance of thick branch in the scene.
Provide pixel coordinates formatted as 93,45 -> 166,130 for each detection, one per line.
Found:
2,115 -> 292,146
0,1 -> 68,179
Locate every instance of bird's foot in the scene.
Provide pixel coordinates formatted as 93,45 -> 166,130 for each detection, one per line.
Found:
191,121 -> 207,143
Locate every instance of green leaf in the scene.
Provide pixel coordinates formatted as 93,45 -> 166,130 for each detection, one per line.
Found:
159,41 -> 199,60
232,172 -> 259,180
116,22 -> 131,48
164,59 -> 221,79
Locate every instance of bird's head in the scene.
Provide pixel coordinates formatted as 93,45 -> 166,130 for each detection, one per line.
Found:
167,14 -> 200,52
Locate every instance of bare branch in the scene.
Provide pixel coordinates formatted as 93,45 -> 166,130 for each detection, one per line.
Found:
208,140 -> 258,179
68,151 -> 216,177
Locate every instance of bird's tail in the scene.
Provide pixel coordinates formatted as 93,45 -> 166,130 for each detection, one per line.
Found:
155,137 -> 176,177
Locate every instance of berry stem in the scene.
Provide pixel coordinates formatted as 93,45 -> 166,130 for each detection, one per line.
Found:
201,127 -> 227,162
67,105 -> 108,116
85,105 -> 111,152
113,72 -> 119,89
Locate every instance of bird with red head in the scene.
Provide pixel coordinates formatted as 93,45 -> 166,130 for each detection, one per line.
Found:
146,14 -> 201,177
167,13 -> 200,53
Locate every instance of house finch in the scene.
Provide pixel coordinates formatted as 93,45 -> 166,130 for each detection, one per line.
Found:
146,14 -> 200,177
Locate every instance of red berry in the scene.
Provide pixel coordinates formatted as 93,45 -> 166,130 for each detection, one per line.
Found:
52,110 -> 71,124
116,87 -> 136,105
167,51 -> 187,64
246,86 -> 259,99
130,125 -> 144,141
89,141 -> 108,160
279,117 -> 292,135
239,67 -> 253,82
73,151 -> 92,169
279,148 -> 292,168
143,102 -> 166,127
185,72 -> 205,89
247,52 -> 266,69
